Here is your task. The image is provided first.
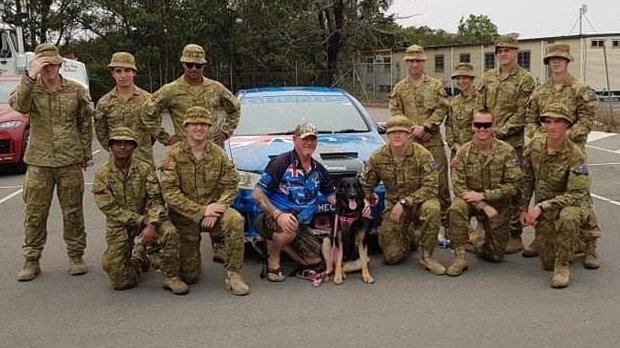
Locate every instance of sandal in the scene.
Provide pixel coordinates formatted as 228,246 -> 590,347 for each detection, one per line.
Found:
266,268 -> 286,282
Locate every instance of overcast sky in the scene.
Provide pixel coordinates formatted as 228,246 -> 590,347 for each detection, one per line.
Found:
387,0 -> 620,39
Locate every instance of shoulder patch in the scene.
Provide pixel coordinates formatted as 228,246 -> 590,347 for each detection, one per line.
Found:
510,156 -> 521,167
586,89 -> 597,101
428,160 -> 438,170
574,164 -> 589,174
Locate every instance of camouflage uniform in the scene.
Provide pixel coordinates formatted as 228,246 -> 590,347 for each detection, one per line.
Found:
361,116 -> 443,273
93,128 -> 182,291
446,63 -> 478,151
448,139 -> 523,262
9,44 -> 93,273
524,44 -> 601,262
389,45 -> 450,225
95,52 -> 154,166
521,132 -> 589,286
159,108 -> 245,287
141,44 -> 240,145
477,36 -> 535,245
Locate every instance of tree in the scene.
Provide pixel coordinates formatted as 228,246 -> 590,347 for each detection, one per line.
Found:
457,14 -> 498,44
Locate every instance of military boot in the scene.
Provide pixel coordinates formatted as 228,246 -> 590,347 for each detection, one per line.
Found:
420,249 -> 446,275
212,242 -> 228,264
447,247 -> 468,276
17,260 -> 41,282
163,276 -> 189,295
522,241 -> 539,258
583,240 -> 601,270
225,271 -> 250,296
131,244 -> 151,272
505,236 -> 524,254
469,225 -> 485,249
68,257 -> 87,276
551,261 -> 570,289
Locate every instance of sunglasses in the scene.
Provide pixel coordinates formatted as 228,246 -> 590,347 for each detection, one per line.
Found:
184,62 -> 204,69
472,122 -> 493,129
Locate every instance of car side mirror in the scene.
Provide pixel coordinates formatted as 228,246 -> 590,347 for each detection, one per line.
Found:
376,121 -> 386,134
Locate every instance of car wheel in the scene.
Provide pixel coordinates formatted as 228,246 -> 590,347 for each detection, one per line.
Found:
13,128 -> 29,174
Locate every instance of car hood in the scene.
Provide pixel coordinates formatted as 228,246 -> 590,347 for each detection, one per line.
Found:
0,104 -> 27,121
227,133 -> 384,173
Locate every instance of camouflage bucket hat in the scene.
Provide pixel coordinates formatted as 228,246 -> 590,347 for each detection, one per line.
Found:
183,106 -> 214,126
294,121 -> 318,139
386,115 -> 413,134
34,43 -> 63,65
180,44 -> 207,64
495,35 -> 519,51
403,44 -> 427,61
108,127 -> 138,147
540,104 -> 574,125
451,63 -> 475,78
544,43 -> 573,64
107,52 -> 138,71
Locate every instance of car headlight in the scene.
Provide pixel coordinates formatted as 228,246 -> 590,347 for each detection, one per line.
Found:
238,171 -> 261,190
0,120 -> 23,129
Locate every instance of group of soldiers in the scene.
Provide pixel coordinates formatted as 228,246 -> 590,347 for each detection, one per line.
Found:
8,34 -> 601,295
383,36 -> 601,288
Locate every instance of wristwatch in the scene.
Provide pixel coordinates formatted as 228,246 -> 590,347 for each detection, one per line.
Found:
399,198 -> 407,207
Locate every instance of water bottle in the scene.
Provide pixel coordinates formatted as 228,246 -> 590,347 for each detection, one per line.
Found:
437,236 -> 452,249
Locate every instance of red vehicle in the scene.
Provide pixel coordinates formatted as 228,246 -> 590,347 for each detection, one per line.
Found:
0,74 -> 29,173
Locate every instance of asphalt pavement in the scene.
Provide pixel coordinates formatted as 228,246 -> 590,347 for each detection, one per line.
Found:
1,108 -> 619,347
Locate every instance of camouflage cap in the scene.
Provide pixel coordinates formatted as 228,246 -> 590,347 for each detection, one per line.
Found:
108,127 -> 138,147
34,43 -> 63,65
403,44 -> 427,61
180,44 -> 207,64
386,115 -> 413,134
183,106 -> 214,126
540,104 -> 574,125
544,43 -> 573,64
451,63 -> 475,78
495,35 -> 519,51
107,52 -> 137,71
294,121 -> 318,139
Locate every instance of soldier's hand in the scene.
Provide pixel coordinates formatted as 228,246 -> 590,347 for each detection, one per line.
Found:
461,191 -> 484,203
525,207 -> 542,226
28,57 -> 52,79
389,203 -> 404,223
519,211 -> 529,226
362,199 -> 373,219
420,131 -> 432,143
482,205 -> 499,220
204,202 -> 227,218
201,216 -> 218,230
212,131 -> 228,144
139,224 -> 157,245
411,126 -> 426,139
168,135 -> 183,146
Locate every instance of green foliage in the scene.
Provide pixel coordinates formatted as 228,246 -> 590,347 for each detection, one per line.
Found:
457,14 -> 499,44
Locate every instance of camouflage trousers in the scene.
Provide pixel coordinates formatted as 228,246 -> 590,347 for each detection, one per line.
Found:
101,219 -> 180,289
509,146 -> 524,237
254,214 -> 323,260
169,208 -> 244,284
21,164 -> 85,260
536,206 -> 584,270
422,143 -> 451,226
378,198 -> 441,264
447,198 -> 510,262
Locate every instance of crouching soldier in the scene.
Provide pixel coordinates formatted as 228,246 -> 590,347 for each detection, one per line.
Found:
93,127 -> 188,295
447,110 -> 523,275
360,115 -> 446,274
519,106 -> 591,288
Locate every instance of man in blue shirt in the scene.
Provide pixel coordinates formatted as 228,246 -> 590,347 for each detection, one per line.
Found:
252,121 -> 336,282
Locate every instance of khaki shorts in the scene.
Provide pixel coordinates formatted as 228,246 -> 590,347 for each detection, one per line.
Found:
254,214 -> 322,259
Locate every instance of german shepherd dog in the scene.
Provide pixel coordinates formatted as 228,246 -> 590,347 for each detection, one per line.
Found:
327,176 -> 374,285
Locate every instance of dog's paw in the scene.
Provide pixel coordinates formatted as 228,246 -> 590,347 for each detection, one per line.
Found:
362,275 -> 375,284
334,276 -> 344,285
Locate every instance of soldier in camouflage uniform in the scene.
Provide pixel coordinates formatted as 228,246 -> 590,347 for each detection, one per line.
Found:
447,110 -> 523,276
389,45 -> 451,228
142,43 -> 240,263
93,127 -> 188,295
361,115 -> 446,275
477,35 -> 535,253
95,52 -> 154,166
523,43 -> 601,268
520,105 -> 591,288
446,63 -> 478,155
159,106 -> 249,296
9,44 -> 93,281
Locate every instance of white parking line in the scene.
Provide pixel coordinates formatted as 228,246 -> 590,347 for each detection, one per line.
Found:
588,162 -> 620,166
591,193 -> 620,207
587,144 -> 620,155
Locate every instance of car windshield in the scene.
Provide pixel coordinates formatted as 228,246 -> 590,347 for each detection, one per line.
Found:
235,95 -> 370,136
0,80 -> 19,103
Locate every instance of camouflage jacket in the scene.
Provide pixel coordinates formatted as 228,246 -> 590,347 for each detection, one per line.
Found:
141,76 -> 240,145
361,142 -> 438,207
520,135 -> 590,211
95,86 -> 154,165
389,74 -> 449,146
451,138 -> 523,205
93,159 -> 166,229
525,74 -> 597,148
9,75 -> 93,167
160,140 -> 239,223
477,65 -> 535,149
446,91 -> 478,147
